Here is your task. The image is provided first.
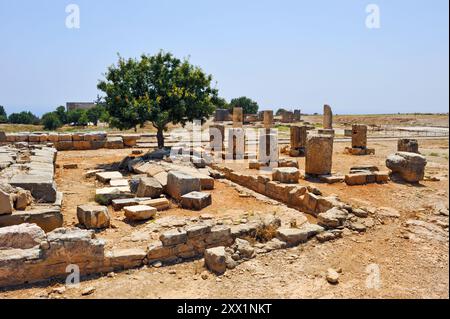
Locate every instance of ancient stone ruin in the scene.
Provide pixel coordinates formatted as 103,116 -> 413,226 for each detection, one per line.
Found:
344,125 -> 375,155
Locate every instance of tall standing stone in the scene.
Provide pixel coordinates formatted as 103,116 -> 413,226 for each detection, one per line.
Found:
233,107 -> 244,128
305,134 -> 333,176
293,110 -> 301,122
352,125 -> 367,149
227,128 -> 246,160
263,111 -> 274,129
258,129 -> 278,165
290,126 -> 307,150
323,105 -> 333,130
209,125 -> 225,151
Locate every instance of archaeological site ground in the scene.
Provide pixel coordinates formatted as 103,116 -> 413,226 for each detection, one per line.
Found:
0,111 -> 448,299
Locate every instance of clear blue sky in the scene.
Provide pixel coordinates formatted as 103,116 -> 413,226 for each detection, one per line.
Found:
0,0 -> 448,116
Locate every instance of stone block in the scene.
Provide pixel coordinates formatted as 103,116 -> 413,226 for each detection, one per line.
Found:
105,136 -> 123,149
0,223 -> 46,249
123,205 -> 156,221
305,134 -> 333,176
95,171 -> 123,183
181,191 -> 212,211
166,171 -> 201,201
160,229 -> 188,246
136,177 -> 163,198
386,152 -> 427,183
272,167 -> 299,184
352,125 -> 368,149
204,246 -> 226,274
0,189 -> 13,215
77,204 -> 111,229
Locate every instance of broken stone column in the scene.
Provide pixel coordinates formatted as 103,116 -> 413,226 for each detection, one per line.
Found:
305,134 -> 333,176
398,139 -> 419,154
209,125 -> 225,152
323,105 -> 333,130
290,126 -> 307,155
232,107 -> 244,128
263,111 -> 274,129
227,128 -> 246,160
258,129 -> 279,165
352,125 -> 368,149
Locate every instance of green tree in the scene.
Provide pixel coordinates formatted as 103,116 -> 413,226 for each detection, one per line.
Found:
228,96 -> 259,115
0,105 -> 7,123
41,112 -> 63,131
67,109 -> 88,126
55,105 -> 68,124
8,111 -> 40,125
276,108 -> 287,116
98,51 -> 219,148
87,105 -> 107,126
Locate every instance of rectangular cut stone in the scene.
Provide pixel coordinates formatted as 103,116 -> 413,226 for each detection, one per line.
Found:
290,126 -> 307,150
123,205 -> 156,221
263,111 -> 274,129
166,171 -> 201,201
105,136 -> 123,149
110,179 -> 129,187
352,125 -> 368,149
305,134 -> 333,176
181,191 -> 212,211
160,229 -> 188,246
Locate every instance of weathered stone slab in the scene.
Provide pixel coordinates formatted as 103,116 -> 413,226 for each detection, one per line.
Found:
123,205 -> 156,221
0,208 -> 63,232
9,174 -> 57,203
160,229 -> 187,246
105,136 -> 123,149
110,179 -> 129,187
95,186 -> 133,205
96,171 -> 123,183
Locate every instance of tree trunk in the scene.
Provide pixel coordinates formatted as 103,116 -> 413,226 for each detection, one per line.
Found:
157,127 -> 165,149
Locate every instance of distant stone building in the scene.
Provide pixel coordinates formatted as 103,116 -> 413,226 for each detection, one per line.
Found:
66,102 -> 96,112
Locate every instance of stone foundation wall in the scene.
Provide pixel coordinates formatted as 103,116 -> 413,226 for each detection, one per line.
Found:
0,132 -> 140,150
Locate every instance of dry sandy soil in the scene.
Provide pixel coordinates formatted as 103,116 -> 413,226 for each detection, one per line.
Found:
0,134 -> 448,299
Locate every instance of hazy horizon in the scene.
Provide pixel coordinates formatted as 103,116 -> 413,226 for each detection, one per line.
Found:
0,0 -> 448,116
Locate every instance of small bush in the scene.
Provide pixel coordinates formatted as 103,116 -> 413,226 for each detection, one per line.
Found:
42,112 -> 62,131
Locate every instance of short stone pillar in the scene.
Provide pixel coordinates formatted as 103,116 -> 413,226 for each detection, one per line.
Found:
323,105 -> 333,130
293,110 -> 301,122
215,109 -> 230,122
290,126 -> 307,152
258,129 -> 279,165
305,134 -> 333,176
352,125 -> 368,149
233,107 -> 244,128
209,125 -> 225,151
281,111 -> 294,123
398,139 -> 419,154
263,111 -> 274,129
227,128 -> 246,160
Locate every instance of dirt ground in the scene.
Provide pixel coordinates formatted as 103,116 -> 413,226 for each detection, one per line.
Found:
0,135 -> 448,299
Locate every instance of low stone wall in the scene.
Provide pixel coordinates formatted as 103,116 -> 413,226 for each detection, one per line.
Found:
211,164 -> 354,217
0,132 -> 140,151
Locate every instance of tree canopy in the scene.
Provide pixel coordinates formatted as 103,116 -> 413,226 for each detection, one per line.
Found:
98,51 -> 219,148
228,96 -> 259,115
8,111 -> 40,125
42,112 -> 63,130
0,105 -> 7,123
